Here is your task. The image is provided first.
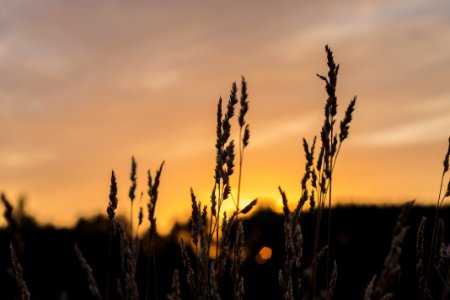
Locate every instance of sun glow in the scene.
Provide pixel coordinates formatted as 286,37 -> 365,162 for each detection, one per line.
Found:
255,246 -> 273,264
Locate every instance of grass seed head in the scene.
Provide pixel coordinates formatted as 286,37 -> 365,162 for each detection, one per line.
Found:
238,76 -> 249,128
107,170 -> 118,221
138,206 -> 143,227
444,136 -> 450,173
339,97 -> 357,143
190,188 -> 199,245
243,124 -> 250,148
240,199 -> 257,215
129,156 -> 137,202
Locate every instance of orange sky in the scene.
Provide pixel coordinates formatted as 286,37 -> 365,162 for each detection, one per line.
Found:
0,1 -> 449,234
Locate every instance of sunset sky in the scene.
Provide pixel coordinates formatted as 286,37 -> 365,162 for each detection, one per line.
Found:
0,1 -> 449,234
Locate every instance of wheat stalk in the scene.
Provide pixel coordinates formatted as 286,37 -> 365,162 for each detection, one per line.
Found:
129,156 -> 137,237
427,137 -> 450,289
106,170 -> 118,300
10,243 -> 30,300
365,201 -> 414,299
416,217 -> 432,300
180,79 -> 256,300
145,161 -> 165,300
278,45 -> 356,300
167,269 -> 182,300
74,244 -> 103,300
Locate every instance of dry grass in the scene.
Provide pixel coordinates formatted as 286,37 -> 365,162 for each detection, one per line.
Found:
102,160 -> 164,300
420,137 -> 450,300
416,217 -> 432,300
370,201 -> 414,299
278,45 -> 356,300
180,77 -> 256,299
10,242 -> 30,300
1,45 -> 449,300
74,244 -> 103,300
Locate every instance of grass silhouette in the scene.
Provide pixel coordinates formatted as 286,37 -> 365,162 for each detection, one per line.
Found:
1,45 -> 449,300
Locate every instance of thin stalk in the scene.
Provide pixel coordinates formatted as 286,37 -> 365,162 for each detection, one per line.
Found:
236,129 -> 244,214
194,243 -> 200,299
208,184 -> 216,259
153,249 -> 159,300
145,236 -> 158,300
311,224 -> 320,298
311,196 -> 320,294
216,212 -> 220,260
326,174 -> 332,294
145,247 -> 150,300
326,125 -> 334,296
130,201 -> 134,239
106,230 -> 113,300
426,171 -> 445,284
441,267 -> 450,300
216,185 -> 223,260
135,193 -> 143,238
311,187 -> 327,299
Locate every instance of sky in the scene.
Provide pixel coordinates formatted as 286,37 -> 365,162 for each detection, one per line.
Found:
0,1 -> 449,234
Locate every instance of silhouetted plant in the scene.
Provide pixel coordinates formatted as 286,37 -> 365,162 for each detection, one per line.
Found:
103,159 -> 164,300
365,200 -> 414,300
418,137 -> 450,299
278,45 -> 356,300
181,77 -> 257,299
3,45 -> 450,300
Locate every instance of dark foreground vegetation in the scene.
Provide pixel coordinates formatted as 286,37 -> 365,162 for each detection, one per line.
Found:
0,205 -> 449,300
1,46 -> 449,300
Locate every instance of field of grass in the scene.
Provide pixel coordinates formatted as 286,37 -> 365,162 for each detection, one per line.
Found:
1,46 -> 449,300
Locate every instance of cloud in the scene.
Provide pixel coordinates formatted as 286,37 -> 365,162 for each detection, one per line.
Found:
252,114 -> 319,148
117,69 -> 181,91
0,149 -> 53,168
353,115 -> 450,146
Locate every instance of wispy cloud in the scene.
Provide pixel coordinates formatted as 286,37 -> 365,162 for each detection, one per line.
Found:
252,114 -> 319,148
353,115 -> 450,146
0,149 -> 53,168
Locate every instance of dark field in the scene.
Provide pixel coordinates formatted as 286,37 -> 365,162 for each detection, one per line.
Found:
1,205 -> 449,300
